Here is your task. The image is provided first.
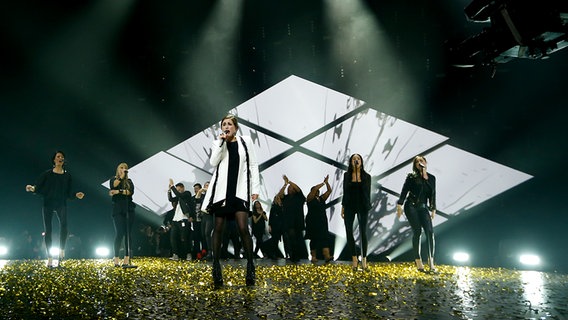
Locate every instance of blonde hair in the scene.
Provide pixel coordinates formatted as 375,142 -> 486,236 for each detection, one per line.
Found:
115,162 -> 131,191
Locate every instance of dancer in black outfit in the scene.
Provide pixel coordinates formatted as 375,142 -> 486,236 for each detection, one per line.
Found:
201,114 -> 260,286
396,155 -> 437,272
109,162 -> 136,268
168,179 -> 195,261
198,182 -> 214,260
25,151 -> 85,267
305,175 -> 333,263
281,175 -> 306,262
341,154 -> 371,271
251,200 -> 268,257
192,183 -> 205,259
268,192 -> 286,259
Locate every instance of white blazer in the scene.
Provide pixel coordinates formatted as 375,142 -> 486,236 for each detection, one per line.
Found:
201,135 -> 260,211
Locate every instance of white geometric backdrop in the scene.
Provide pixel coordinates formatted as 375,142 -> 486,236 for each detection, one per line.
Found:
103,75 -> 532,255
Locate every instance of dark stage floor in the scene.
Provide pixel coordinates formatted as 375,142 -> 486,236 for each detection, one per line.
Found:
1,258 -> 567,319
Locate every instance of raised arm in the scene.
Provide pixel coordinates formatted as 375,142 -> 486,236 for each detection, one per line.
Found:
320,175 -> 332,202
306,182 -> 323,202
276,175 -> 288,200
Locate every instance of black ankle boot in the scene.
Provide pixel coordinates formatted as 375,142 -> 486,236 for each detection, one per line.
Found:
212,260 -> 223,286
246,261 -> 255,286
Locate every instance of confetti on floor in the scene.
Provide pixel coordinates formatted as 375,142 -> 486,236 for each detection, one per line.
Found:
1,258 -> 567,319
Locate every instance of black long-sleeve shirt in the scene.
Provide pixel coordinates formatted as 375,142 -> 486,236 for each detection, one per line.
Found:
342,171 -> 371,212
34,169 -> 76,207
397,172 -> 437,211
110,177 -> 135,207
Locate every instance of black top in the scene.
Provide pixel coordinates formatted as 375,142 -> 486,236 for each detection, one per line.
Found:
269,203 -> 284,233
305,196 -> 329,239
225,140 -> 240,206
397,172 -> 437,211
282,192 -> 306,230
34,169 -> 75,207
168,187 -> 195,219
110,177 -> 135,207
252,210 -> 267,235
194,194 -> 204,214
342,171 -> 371,212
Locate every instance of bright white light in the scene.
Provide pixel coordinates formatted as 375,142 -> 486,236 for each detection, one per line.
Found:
453,252 -> 470,262
0,246 -> 8,256
519,254 -> 541,266
95,247 -> 111,257
49,247 -> 60,257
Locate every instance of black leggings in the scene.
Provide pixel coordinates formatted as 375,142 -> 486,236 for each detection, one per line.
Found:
212,211 -> 253,262
42,205 -> 68,255
252,230 -> 264,254
404,204 -> 435,260
201,214 -> 214,252
343,207 -> 368,257
112,203 -> 135,257
170,220 -> 191,257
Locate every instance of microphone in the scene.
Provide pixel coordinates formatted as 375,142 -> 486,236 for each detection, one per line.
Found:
124,170 -> 129,173
419,163 -> 425,168
219,130 -> 230,147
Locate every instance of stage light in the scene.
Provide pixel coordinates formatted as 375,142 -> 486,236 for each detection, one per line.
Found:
95,247 -> 111,257
453,252 -> 470,263
0,245 -> 8,256
519,254 -> 541,266
49,247 -> 60,257
451,0 -> 568,66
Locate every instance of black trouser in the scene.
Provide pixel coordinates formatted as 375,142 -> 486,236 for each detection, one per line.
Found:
252,230 -> 264,255
192,221 -> 203,257
404,203 -> 435,260
201,214 -> 214,253
112,203 -> 135,257
170,220 -> 191,257
42,205 -> 67,256
285,227 -> 305,261
343,207 -> 368,257
268,229 -> 285,258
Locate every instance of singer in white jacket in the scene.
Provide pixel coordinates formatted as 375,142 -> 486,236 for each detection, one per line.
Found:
201,114 -> 260,287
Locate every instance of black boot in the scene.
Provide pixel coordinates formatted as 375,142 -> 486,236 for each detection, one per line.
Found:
212,260 -> 223,286
246,260 -> 255,286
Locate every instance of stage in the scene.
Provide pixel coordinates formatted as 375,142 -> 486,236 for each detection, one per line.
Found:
1,258 -> 567,319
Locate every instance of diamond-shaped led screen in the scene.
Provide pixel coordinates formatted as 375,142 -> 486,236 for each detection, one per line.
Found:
102,75 -> 532,255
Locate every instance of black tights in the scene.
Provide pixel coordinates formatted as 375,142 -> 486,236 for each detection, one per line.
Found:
42,205 -> 67,255
213,211 -> 253,262
343,208 -> 368,257
113,213 -> 135,257
404,204 -> 435,260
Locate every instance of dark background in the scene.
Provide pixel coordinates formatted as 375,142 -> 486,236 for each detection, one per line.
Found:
1,0 -> 566,271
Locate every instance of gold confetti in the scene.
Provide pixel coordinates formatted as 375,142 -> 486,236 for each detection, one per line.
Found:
0,258 -> 566,319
